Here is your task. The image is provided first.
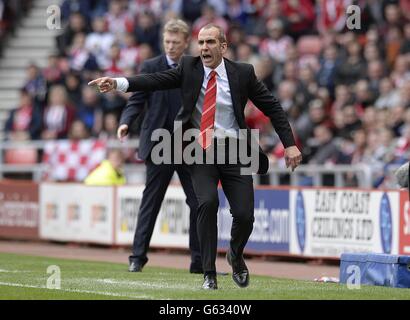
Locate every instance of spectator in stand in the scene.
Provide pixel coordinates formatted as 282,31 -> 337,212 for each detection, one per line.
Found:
64,71 -> 83,107
393,124 -> 410,164
84,149 -> 126,186
4,89 -> 42,141
388,105 -> 406,137
281,0 -> 315,40
338,105 -> 363,140
390,54 -> 410,88
236,42 -> 259,65
366,60 -> 385,95
400,22 -> 410,54
317,0 -> 350,35
76,86 -> 103,136
317,44 -> 339,94
177,0 -> 208,23
23,63 -> 47,105
119,32 -> 140,70
134,10 -> 161,55
56,12 -> 88,56
104,43 -> 126,76
41,85 -> 75,140
277,80 -> 297,113
69,32 -> 99,72
331,84 -> 353,114
398,80 -> 410,108
253,56 -> 275,92
99,112 -> 119,140
105,0 -> 134,41
192,4 -> 229,38
85,16 -> 115,68
136,43 -> 154,65
350,128 -> 368,164
295,99 -> 333,146
376,127 -> 396,165
334,41 -> 367,85
100,89 -> 127,114
129,0 -> 163,19
381,3 -> 406,37
361,106 -> 378,133
43,54 -> 64,86
61,0 -> 92,23
354,79 -> 376,109
375,77 -> 400,109
68,119 -> 91,141
225,0 -> 250,27
307,124 -> 338,165
298,64 -> 319,109
260,18 -> 294,64
364,42 -> 383,63
385,26 -> 403,69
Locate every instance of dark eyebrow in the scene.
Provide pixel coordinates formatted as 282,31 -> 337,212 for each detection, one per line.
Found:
198,39 -> 217,44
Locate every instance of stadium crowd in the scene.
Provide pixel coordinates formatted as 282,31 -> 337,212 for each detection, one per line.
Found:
3,0 -> 410,187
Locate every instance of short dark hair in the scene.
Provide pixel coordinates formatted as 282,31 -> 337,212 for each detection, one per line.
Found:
200,24 -> 227,44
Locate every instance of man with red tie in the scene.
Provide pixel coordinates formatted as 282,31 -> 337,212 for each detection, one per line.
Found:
89,24 -> 302,290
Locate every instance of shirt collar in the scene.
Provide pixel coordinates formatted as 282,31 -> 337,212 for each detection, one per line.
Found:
204,58 -> 226,79
166,55 -> 178,67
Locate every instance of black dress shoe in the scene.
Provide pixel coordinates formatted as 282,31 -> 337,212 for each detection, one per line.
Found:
128,261 -> 143,272
202,274 -> 218,290
226,249 -> 249,288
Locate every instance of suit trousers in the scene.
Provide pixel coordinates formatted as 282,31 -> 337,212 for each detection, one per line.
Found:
189,138 -> 255,274
130,157 -> 201,267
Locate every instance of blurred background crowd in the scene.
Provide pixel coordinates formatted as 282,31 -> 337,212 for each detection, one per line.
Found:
2,0 -> 410,187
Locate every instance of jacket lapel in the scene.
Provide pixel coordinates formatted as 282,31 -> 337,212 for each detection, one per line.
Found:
192,59 -> 204,105
224,59 -> 242,123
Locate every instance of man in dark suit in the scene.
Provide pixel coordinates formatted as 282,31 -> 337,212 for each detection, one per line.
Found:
116,19 -> 202,274
89,24 -> 302,290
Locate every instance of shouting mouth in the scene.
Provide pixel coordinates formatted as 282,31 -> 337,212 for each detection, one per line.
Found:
202,54 -> 212,63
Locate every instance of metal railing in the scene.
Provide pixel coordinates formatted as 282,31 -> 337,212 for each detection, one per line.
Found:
0,139 -> 402,188
261,163 -> 373,188
0,139 -> 141,182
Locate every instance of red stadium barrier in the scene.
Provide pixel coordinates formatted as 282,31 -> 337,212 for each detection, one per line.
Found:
0,180 -> 39,240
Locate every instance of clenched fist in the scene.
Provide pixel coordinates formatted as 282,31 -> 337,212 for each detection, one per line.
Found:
284,145 -> 302,172
117,124 -> 129,142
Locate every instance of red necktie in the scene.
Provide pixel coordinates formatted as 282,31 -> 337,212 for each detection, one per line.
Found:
199,70 -> 217,149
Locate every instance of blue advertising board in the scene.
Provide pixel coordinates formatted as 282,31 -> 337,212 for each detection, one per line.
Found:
217,188 -> 290,253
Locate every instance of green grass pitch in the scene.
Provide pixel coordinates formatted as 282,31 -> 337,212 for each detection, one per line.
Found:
0,252 -> 409,300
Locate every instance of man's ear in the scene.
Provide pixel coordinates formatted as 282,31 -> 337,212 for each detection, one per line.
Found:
221,42 -> 228,54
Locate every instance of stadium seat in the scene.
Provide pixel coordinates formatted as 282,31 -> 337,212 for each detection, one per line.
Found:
4,148 -> 38,164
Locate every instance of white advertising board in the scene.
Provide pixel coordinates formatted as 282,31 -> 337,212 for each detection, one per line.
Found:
289,189 -> 400,258
40,183 -> 114,244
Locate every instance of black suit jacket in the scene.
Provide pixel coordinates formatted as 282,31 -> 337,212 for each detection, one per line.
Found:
120,55 -> 180,161
125,56 -> 296,174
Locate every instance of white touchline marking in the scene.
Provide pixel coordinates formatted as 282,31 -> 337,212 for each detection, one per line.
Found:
95,278 -> 193,290
0,281 -> 152,299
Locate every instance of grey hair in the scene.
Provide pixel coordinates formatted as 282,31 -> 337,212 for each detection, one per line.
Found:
163,19 -> 190,40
